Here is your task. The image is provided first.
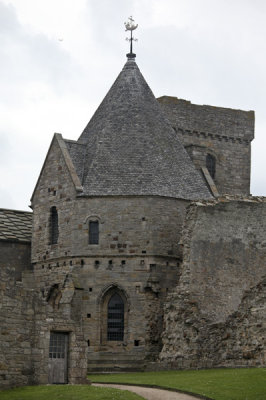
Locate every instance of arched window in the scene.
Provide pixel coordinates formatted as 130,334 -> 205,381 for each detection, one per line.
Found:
107,293 -> 124,341
50,206 -> 59,244
89,220 -> 99,244
206,154 -> 216,179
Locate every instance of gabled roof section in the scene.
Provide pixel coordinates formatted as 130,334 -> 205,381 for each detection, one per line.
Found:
0,208 -> 32,243
55,134 -> 83,192
31,133 -> 83,204
77,59 -> 211,200
64,139 -> 86,185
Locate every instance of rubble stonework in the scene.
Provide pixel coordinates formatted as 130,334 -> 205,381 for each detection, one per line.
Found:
0,242 -> 35,388
159,199 -> 266,368
1,56 -> 265,388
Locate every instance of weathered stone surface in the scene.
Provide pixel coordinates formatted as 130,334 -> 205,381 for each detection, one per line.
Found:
159,199 -> 266,368
158,96 -> 254,196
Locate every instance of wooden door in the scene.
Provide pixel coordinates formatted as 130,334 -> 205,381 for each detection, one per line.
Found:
48,332 -> 68,384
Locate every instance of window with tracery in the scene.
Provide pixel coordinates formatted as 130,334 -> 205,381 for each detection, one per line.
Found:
107,293 -> 124,341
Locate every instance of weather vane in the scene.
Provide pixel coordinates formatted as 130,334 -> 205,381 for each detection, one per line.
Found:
124,16 -> 138,58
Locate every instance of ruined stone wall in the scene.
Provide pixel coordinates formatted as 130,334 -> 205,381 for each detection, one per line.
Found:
0,241 -> 35,388
160,198 -> 266,368
158,97 -> 254,195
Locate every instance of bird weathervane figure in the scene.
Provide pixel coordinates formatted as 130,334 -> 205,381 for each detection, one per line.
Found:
124,16 -> 138,59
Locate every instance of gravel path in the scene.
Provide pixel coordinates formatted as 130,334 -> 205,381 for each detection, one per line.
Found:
92,383 -> 201,400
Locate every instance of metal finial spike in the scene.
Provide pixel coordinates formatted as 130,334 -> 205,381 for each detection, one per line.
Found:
124,16 -> 138,59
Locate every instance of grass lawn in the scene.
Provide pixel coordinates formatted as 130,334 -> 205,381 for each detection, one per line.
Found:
0,384 -> 143,400
89,368 -> 266,400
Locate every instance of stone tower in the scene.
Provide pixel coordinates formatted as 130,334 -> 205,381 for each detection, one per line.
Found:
30,54 -> 211,382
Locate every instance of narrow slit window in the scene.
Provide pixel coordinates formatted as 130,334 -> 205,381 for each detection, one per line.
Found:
50,206 -> 59,244
89,221 -> 99,244
206,154 -> 216,179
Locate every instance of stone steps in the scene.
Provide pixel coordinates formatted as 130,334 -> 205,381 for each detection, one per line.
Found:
87,351 -> 146,373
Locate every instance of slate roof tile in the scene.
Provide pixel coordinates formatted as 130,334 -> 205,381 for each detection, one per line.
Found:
0,208 -> 32,242
66,58 -> 212,200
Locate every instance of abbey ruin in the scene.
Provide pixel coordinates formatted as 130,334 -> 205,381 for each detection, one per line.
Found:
0,51 -> 265,388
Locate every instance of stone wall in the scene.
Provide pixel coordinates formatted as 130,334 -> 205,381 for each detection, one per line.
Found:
158,96 -> 254,196
30,275 -> 88,384
0,241 -> 35,388
160,198 -> 266,368
0,241 -> 31,280
30,134 -> 188,374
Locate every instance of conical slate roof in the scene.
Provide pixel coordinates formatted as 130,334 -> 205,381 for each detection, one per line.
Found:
76,58 -> 211,200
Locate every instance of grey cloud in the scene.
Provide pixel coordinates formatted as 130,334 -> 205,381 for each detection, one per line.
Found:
0,2 -> 76,99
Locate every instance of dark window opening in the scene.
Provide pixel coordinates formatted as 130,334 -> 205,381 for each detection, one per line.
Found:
121,260 -> 126,266
87,313 -> 91,318
89,288 -> 92,292
89,221 -> 99,244
107,293 -> 124,341
94,260 -> 100,268
87,339 -> 90,346
134,340 -> 140,346
108,260 -> 113,266
206,154 -> 216,179
50,206 -> 59,245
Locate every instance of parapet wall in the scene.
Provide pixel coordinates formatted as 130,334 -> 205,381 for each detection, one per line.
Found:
158,96 -> 254,141
160,197 -> 266,368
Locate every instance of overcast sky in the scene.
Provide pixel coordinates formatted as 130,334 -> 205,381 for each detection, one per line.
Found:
1,0 -> 265,211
